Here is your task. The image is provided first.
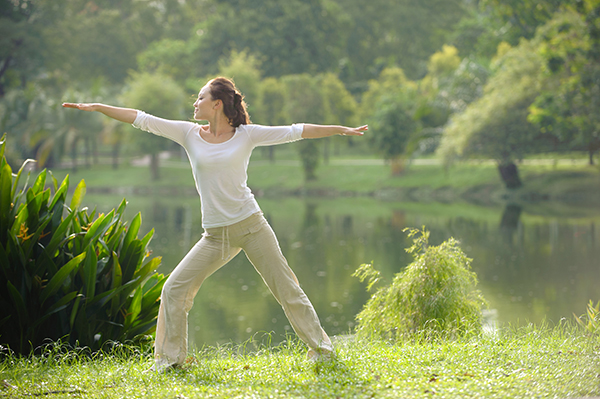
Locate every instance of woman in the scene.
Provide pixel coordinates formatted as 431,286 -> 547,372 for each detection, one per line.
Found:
63,77 -> 367,372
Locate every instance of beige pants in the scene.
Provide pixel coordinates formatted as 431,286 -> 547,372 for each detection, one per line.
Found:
154,212 -> 332,367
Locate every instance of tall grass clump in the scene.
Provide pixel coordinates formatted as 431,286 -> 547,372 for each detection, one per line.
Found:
353,227 -> 487,339
574,300 -> 600,335
0,135 -> 167,354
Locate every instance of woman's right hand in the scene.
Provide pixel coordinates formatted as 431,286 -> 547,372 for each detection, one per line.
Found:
62,103 -> 98,112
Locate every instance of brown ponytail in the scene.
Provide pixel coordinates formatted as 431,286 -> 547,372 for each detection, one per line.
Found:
208,77 -> 250,127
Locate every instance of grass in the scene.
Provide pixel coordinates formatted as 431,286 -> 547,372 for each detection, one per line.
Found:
1,323 -> 598,398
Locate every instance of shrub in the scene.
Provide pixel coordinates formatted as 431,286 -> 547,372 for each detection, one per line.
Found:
0,135 -> 167,354
353,227 -> 487,339
574,300 -> 600,335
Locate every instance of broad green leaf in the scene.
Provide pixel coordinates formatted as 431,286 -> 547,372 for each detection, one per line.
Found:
0,242 -> 10,279
32,169 -> 47,195
7,281 -> 28,324
48,170 -> 59,192
69,295 -> 82,329
82,248 -> 98,301
12,159 -> 36,200
70,179 -> 86,211
49,174 -> 69,211
120,240 -> 145,283
0,133 -> 5,159
106,225 -> 125,253
26,189 -> 43,230
35,291 -> 80,328
22,217 -> 51,264
134,256 -> 162,282
115,198 -> 128,217
140,274 -> 166,311
0,163 -> 12,232
40,252 -> 86,305
44,212 -> 75,257
110,253 -> 123,317
122,212 -> 141,251
126,318 -> 159,338
10,204 -> 28,237
124,287 -> 143,329
83,209 -> 115,249
140,228 -> 154,248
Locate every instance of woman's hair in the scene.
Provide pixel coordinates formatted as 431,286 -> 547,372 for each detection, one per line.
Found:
208,77 -> 250,127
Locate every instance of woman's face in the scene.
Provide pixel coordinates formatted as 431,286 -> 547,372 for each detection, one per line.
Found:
193,85 -> 217,120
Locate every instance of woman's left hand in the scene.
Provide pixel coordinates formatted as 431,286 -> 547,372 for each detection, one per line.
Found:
340,125 -> 368,136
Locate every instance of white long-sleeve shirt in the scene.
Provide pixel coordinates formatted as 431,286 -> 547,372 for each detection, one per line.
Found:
133,111 -> 304,228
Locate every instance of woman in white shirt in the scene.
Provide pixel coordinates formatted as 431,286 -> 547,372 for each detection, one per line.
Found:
63,77 -> 367,372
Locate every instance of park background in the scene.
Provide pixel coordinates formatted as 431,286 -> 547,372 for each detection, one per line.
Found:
2,0 -> 600,348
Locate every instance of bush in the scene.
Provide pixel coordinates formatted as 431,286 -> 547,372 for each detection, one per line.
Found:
353,227 -> 487,339
0,135 -> 167,354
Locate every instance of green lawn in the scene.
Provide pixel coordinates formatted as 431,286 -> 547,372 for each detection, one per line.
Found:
1,324 -> 598,398
47,155 -> 600,203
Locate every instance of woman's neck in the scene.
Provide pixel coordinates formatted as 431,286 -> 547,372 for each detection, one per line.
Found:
207,115 -> 235,137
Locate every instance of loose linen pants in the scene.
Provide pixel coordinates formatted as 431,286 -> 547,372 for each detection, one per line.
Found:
154,212 -> 332,367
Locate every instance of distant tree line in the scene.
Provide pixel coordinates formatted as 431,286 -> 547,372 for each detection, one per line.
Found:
1,0 -> 598,186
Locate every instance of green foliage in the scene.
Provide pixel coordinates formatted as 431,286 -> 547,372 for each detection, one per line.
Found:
0,135 -> 166,354
281,74 -> 325,181
574,300 -> 600,335
362,67 -> 420,174
437,39 -> 550,188
217,50 -> 262,117
121,71 -> 186,180
353,227 -> 487,339
528,5 -> 600,163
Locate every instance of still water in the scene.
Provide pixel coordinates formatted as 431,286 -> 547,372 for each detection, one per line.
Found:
86,193 -> 600,348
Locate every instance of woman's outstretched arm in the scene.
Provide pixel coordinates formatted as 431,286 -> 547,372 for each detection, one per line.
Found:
62,103 -> 137,124
301,124 -> 368,139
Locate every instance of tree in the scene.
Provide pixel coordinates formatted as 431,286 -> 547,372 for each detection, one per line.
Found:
188,0 -> 347,79
281,74 -> 325,181
319,73 -> 358,162
339,0 -> 467,86
0,0 -> 47,96
414,46 -> 489,155
528,4 -> 600,164
217,50 -> 262,119
121,72 -> 186,180
362,67 -> 419,175
480,0 -> 577,43
255,77 -> 288,162
437,40 -> 548,189
370,93 -> 419,176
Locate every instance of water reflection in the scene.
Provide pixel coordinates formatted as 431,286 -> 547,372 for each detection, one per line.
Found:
84,194 -> 600,348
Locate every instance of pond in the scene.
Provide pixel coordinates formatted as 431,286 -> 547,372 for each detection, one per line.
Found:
85,192 -> 600,348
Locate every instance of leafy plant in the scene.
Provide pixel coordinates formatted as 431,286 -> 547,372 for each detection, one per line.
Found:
574,300 -> 600,335
353,227 -> 487,339
0,134 -> 167,354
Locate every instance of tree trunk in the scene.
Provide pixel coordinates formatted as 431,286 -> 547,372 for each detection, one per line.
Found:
150,153 -> 160,181
589,149 -> 595,166
84,137 -> 91,169
497,162 -> 522,189
71,138 -> 78,173
390,157 -> 405,176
